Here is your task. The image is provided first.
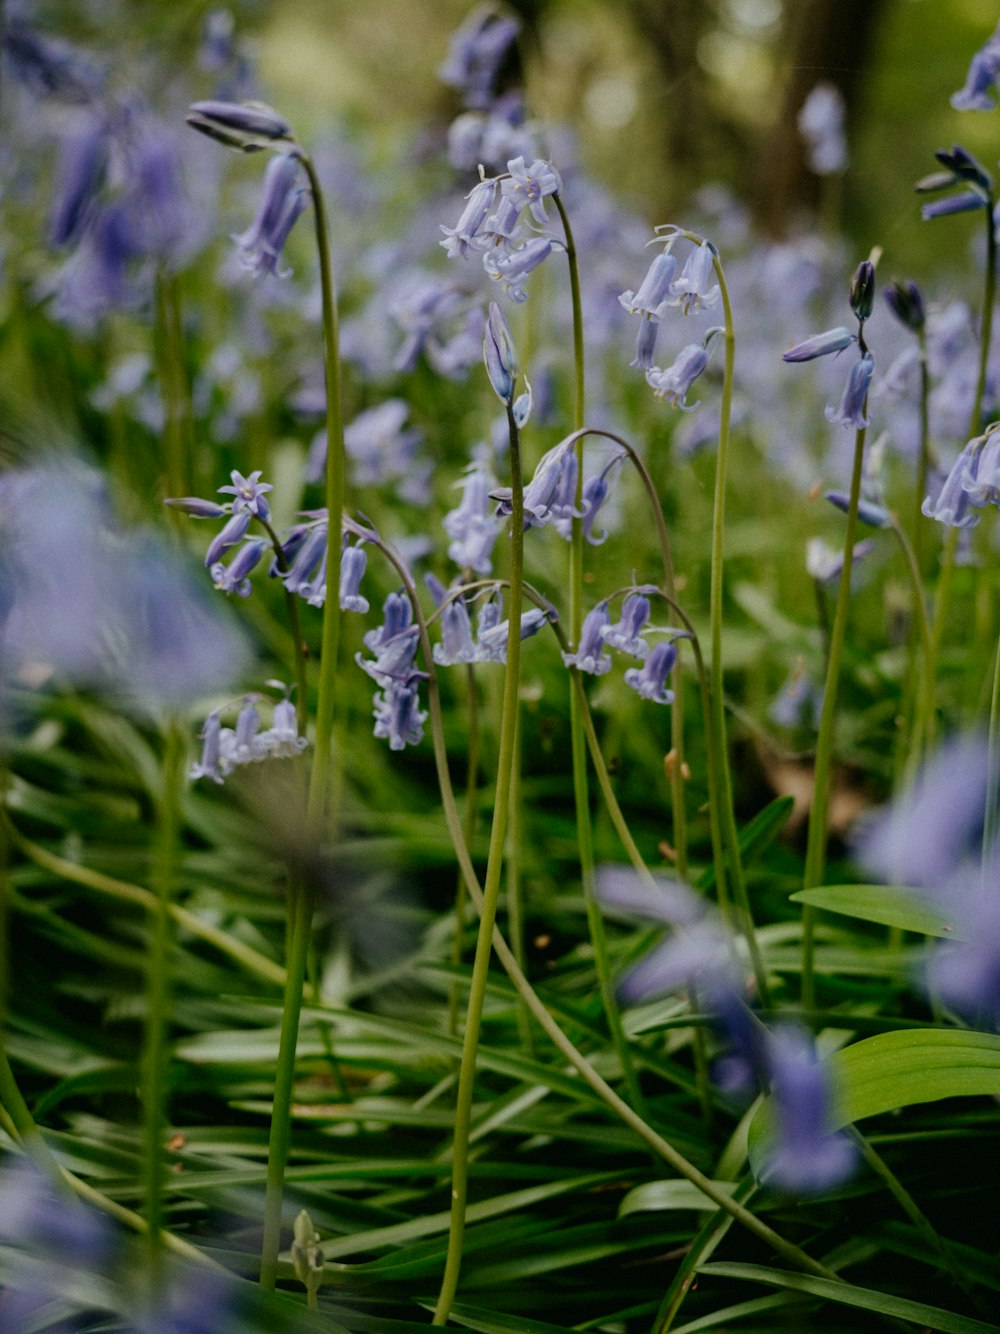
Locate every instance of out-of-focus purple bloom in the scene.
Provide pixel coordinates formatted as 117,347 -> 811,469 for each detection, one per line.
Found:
855,735 -> 990,889
769,666 -> 823,729
798,82 -> 847,175
936,144 -> 993,190
922,191 -> 987,220
483,300 -> 520,402
373,678 -> 427,750
390,272 -> 464,374
473,592 -> 550,664
49,115 -> 108,248
961,426 -> 1000,507
825,352 -> 874,429
191,710 -> 225,782
922,440 -> 981,529
339,542 -> 369,613
562,602 -> 612,675
806,536 -> 875,585
952,23 -> 1000,110
211,537 -> 268,596
445,459 -> 502,574
190,693 -> 308,780
232,153 -> 306,278
187,98 -> 292,147
426,575 -> 478,666
763,1027 -> 855,1194
624,640 -> 677,704
670,242 -> 719,315
199,9 -> 236,72
447,94 -> 538,172
3,22 -> 103,101
339,399 -> 422,488
647,343 -> 709,411
440,178 -> 497,259
439,4 -> 520,109
781,326 -> 856,363
602,593 -> 650,659
825,490 -> 891,528
500,155 -> 560,224
218,469 -> 272,519
883,280 -> 925,332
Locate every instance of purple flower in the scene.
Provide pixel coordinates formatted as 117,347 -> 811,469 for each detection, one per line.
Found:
494,440 -> 577,528
670,242 -> 719,315
444,460 -> 502,574
187,98 -> 292,147
232,153 -> 306,278
825,490 -> 891,528
825,352 -> 874,430
211,537 -> 268,596
922,440 -> 981,529
961,426 -> 1000,507
646,343 -> 709,411
782,326 -> 855,363
339,542 -> 369,613
952,25 -> 1000,111
373,677 -> 427,750
798,82 -> 847,175
602,593 -> 650,658
440,178 -> 497,259
218,469 -> 273,520
483,236 -> 560,303
619,251 -> 677,320
204,509 -> 252,567
473,593 -> 550,663
438,6 -> 520,109
562,602 -> 613,676
624,640 -> 678,704
883,280 -> 925,333
500,155 -> 561,225
921,191 -> 987,220
426,576 -> 478,666
762,1027 -> 855,1194
48,115 -> 108,248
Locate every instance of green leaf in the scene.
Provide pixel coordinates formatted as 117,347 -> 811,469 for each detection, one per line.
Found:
790,883 -> 961,938
697,795 -> 795,893
749,1029 -> 1000,1176
697,1262 -> 1000,1334
618,1179 -> 738,1217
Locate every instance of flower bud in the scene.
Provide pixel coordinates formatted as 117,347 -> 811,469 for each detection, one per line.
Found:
883,280 -> 925,332
483,301 -> 519,404
186,100 -> 293,152
849,261 -> 875,322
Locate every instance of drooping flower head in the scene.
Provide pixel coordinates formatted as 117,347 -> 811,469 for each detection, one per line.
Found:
951,23 -> 1000,111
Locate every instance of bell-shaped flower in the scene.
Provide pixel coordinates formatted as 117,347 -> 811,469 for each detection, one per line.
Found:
647,343 -> 709,411
217,469 -> 272,520
952,23 -> 1000,110
445,461 -> 502,574
373,677 -> 427,751
782,326 -> 856,363
204,509 -> 251,567
602,593 -> 650,659
562,602 -> 612,676
232,153 -> 307,279
440,178 -> 497,259
922,440 -> 981,529
624,640 -> 678,704
762,1027 -> 855,1194
483,236 -> 560,303
619,251 -> 677,320
426,575 -> 478,667
670,242 -> 719,315
186,99 -> 292,150
339,542 -> 369,613
500,155 -> 561,225
825,352 -> 874,430
211,537 -> 268,597
483,300 -> 520,402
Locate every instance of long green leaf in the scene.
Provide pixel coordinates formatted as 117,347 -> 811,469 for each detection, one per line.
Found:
790,883 -> 960,938
697,1262 -> 1000,1334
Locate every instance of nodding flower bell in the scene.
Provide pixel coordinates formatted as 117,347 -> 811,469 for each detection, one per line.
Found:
825,351 -> 874,430
232,153 -> 307,279
483,301 -> 519,404
186,99 -> 293,151
624,640 -> 678,705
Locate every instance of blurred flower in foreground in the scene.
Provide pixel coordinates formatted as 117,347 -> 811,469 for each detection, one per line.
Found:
951,22 -> 1000,111
762,1027 -> 855,1193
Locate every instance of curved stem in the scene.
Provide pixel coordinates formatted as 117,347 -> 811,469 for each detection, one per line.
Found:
433,402 -> 525,1325
448,666 -> 480,1039
889,516 -> 936,769
554,195 -> 645,1112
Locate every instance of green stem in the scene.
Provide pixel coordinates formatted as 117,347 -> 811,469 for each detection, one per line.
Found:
914,327 -> 931,575
801,419 -> 867,1008
259,516 -> 311,737
432,402 -> 525,1325
259,879 -> 314,1290
505,700 -> 534,1057
298,150 -> 346,832
554,194 -> 645,1110
889,516 -> 936,770
142,721 -> 184,1281
653,1178 -> 757,1332
257,147 -> 346,1288
448,665 -> 480,1039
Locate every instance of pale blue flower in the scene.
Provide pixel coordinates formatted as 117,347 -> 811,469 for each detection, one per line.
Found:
781,327 -> 855,363
922,440 -> 981,529
825,352 -> 874,430
440,177 -> 497,259
562,602 -> 612,676
602,594 -> 650,659
444,460 -> 502,574
231,153 -> 306,279
619,251 -> 677,320
670,242 -> 719,315
483,300 -> 519,402
500,155 -> 561,224
797,83 -> 847,175
438,6 -> 520,109
218,469 -> 272,520
624,640 -> 677,704
211,537 -> 268,596
952,24 -> 1000,111
646,343 -> 709,411
339,542 -> 369,613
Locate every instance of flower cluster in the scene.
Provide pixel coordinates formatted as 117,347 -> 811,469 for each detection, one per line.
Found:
190,692 -> 308,783
923,421 -> 1000,529
440,156 -> 564,303
619,235 -> 720,403
491,437 -> 620,543
357,592 -> 428,751
562,592 -> 685,706
426,579 -> 551,667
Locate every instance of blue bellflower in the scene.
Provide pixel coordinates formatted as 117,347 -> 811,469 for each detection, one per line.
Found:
922,439 -> 981,529
825,351 -> 874,430
624,640 -> 678,704
562,602 -> 612,675
602,593 -> 651,659
646,343 -> 709,411
762,1027 -> 855,1194
232,153 -> 307,279
952,23 -> 1000,111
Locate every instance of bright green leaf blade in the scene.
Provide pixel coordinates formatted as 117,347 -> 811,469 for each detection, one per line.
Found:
697,1262 -> 1000,1334
790,883 -> 961,938
618,1179 -> 738,1217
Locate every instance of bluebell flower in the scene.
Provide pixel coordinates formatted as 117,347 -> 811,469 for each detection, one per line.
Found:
204,509 -> 252,567
259,697 -> 309,759
883,280 -> 925,333
769,666 -> 823,729
562,602 -> 613,675
339,542 -> 369,613
473,591 -> 550,663
952,23 -> 1000,110
797,82 -> 847,175
48,115 -> 108,248
281,523 -> 327,602
218,469 -> 273,520
602,593 -> 650,659
190,693 -> 308,781
922,440 -> 981,529
494,440 -> 578,528
670,242 -> 720,315
630,318 -> 660,371
373,678 -> 427,750
232,153 -> 306,278
781,327 -> 856,363
646,343 -> 709,411
624,640 -> 678,704
364,590 -> 414,655
187,98 -> 293,148
191,710 -> 225,782
961,425 -> 1000,508
921,191 -> 987,220
426,575 -> 477,666
849,260 -> 876,323
2,22 -> 103,101
211,537 -> 268,596
500,155 -> 561,224
438,5 -> 520,109
619,251 -> 678,320
340,399 -> 422,489
484,235 -> 560,303
440,178 -> 497,259
825,351 -> 874,430
762,1027 -> 855,1194
806,536 -> 875,585
935,144 -> 993,191
825,490 -> 892,528
390,272 -> 463,373
445,459 -> 502,574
